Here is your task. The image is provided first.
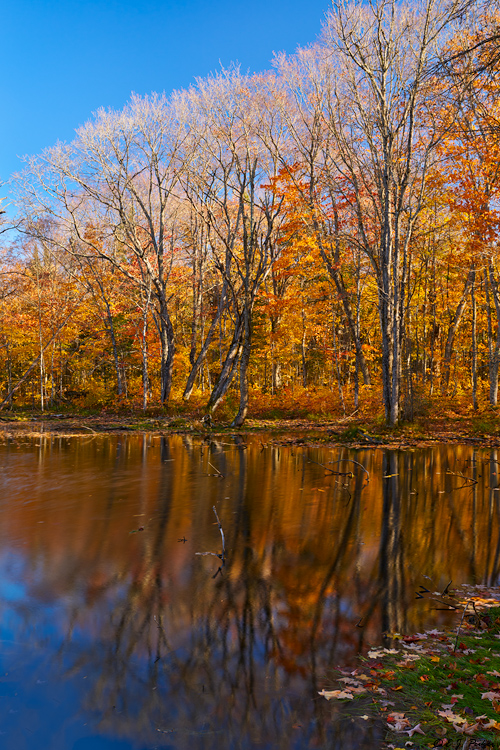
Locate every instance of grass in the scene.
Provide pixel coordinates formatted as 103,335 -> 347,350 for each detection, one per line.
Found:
322,600 -> 500,748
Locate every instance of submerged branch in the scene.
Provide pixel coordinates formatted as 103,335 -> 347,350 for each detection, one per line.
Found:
195,506 -> 226,577
329,458 -> 370,483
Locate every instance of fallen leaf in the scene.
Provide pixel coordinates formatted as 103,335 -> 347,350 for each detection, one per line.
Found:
368,648 -> 399,658
406,723 -> 425,736
453,721 -> 479,735
481,719 -> 500,730
481,691 -> 500,701
387,712 -> 407,722
338,677 -> 363,686
438,710 -> 466,724
391,719 -> 411,732
318,689 -> 353,700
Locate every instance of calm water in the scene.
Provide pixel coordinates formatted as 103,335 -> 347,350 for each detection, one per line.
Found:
0,431 -> 498,749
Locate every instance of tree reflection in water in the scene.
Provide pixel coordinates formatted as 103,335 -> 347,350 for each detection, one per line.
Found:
0,434 -> 498,749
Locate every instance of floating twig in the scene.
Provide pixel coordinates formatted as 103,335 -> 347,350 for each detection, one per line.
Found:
196,551 -> 223,558
205,460 -> 224,478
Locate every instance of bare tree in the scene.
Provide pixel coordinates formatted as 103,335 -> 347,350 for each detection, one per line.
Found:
181,71 -> 286,425
321,0 -> 474,423
16,93 -> 193,404
273,47 -> 372,388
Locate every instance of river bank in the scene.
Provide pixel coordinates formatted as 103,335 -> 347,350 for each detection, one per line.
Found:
1,409 -> 500,448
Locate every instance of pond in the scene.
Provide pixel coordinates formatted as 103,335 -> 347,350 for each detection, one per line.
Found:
0,432 -> 498,749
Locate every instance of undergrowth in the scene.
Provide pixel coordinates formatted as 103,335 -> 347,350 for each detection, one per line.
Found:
321,598 -> 500,749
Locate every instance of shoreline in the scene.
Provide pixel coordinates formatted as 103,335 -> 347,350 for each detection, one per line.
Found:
1,412 -> 500,448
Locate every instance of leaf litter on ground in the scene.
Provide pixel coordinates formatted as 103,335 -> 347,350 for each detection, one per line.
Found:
319,588 -> 500,748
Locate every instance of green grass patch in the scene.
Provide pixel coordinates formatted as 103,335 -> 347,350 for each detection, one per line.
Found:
472,416 -> 500,436
321,601 -> 500,748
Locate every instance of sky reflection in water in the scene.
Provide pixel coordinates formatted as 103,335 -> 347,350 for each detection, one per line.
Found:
0,433 -> 498,749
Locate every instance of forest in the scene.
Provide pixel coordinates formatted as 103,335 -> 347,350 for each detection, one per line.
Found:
1,0 -> 500,427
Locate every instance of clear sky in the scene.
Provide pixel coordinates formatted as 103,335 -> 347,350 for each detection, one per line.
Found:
1,0 -> 328,188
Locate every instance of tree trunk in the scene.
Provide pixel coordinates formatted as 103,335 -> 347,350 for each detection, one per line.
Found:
141,299 -> 150,412
183,282 -> 227,401
103,302 -> 124,397
206,317 -> 244,414
317,240 -> 371,386
231,306 -> 252,427
154,296 -> 175,405
270,315 -> 282,394
378,262 -> 394,422
83,267 -> 124,397
471,266 -> 478,411
301,309 -> 307,388
5,341 -> 12,408
487,262 -> 500,406
441,270 -> 472,394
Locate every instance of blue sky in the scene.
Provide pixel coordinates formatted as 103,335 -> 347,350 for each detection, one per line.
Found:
1,0 -> 328,189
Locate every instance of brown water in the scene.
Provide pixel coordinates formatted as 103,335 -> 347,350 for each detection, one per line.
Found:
0,433 -> 498,749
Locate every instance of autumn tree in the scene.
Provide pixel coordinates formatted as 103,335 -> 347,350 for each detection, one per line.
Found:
434,17 -> 500,403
